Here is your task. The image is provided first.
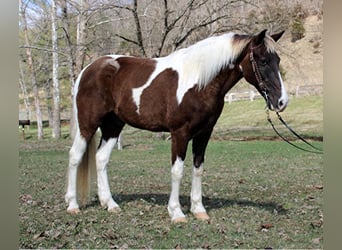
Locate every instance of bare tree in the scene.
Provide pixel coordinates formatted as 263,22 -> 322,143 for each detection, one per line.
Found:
75,0 -> 89,74
63,0 -> 92,138
51,0 -> 61,139
19,0 -> 44,139
19,61 -> 31,120
60,0 -> 78,138
94,0 -> 252,58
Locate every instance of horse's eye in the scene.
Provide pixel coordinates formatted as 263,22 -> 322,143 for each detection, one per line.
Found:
260,58 -> 267,66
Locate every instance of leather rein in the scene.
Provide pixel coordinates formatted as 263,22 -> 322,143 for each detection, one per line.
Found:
249,46 -> 323,154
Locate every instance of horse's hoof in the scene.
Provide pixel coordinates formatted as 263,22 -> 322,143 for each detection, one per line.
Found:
171,217 -> 187,223
67,208 -> 80,214
108,207 -> 121,213
193,212 -> 210,221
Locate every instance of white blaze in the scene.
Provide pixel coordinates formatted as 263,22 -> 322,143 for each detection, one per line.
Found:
278,71 -> 289,108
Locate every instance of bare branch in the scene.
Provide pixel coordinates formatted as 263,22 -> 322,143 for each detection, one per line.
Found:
174,14 -> 230,49
115,34 -> 139,47
19,45 -> 68,57
132,0 -> 146,56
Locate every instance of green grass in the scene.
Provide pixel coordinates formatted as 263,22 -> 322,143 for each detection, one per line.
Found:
214,95 -> 323,140
19,96 -> 323,249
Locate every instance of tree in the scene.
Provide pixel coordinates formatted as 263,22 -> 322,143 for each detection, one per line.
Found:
19,61 -> 31,120
60,0 -> 77,138
51,0 -> 61,139
100,0 -> 251,57
19,0 -> 44,139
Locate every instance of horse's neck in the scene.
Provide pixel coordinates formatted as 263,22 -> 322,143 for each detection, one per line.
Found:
211,66 -> 243,97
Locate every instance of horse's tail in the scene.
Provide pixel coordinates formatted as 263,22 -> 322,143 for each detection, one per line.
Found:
72,65 -> 98,206
76,132 -> 97,206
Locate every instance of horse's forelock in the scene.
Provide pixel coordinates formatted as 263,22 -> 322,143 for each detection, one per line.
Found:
264,35 -> 277,53
232,33 -> 277,54
231,34 -> 252,59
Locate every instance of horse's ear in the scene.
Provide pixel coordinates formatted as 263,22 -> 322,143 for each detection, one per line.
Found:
271,31 -> 285,42
253,29 -> 268,46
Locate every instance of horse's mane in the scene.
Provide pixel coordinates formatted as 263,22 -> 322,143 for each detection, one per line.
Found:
161,32 -> 276,90
162,32 -> 249,90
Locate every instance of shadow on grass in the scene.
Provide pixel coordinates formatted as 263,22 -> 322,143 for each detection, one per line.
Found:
86,193 -> 287,215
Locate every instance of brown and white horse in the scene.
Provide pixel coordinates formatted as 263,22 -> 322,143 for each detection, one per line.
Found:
65,29 -> 288,222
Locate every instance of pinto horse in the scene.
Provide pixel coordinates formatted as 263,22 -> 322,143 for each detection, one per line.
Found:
65,29 -> 288,222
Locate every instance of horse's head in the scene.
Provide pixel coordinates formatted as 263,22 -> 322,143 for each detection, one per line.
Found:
239,30 -> 288,112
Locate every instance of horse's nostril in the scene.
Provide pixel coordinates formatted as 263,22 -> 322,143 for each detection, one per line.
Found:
277,97 -> 288,112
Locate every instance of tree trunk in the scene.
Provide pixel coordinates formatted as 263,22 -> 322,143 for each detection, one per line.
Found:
19,61 -> 31,120
51,0 -> 61,139
76,0 -> 88,74
20,2 -> 44,139
61,0 -> 77,139
45,79 -> 53,128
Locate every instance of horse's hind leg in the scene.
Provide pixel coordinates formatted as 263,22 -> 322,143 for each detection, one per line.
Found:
65,129 -> 87,213
96,112 -> 125,212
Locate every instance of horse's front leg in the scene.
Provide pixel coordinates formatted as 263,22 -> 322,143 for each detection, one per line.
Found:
190,131 -> 212,221
168,132 -> 189,223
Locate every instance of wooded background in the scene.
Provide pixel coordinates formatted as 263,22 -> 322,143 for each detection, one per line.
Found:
19,0 -> 323,139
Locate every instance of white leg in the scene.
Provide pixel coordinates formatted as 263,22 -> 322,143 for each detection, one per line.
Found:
96,137 -> 120,212
65,130 -> 87,213
190,164 -> 209,220
168,156 -> 186,222
117,133 -> 122,150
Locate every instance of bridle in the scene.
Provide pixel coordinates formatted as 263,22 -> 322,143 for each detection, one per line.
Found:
249,45 -> 323,154
249,46 -> 267,96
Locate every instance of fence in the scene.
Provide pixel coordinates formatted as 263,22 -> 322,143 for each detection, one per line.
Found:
294,84 -> 323,97
224,84 -> 323,103
224,90 -> 262,103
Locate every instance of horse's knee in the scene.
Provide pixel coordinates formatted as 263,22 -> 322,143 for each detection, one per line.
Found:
68,133 -> 87,167
171,157 -> 184,179
96,138 -> 117,169
69,147 -> 83,167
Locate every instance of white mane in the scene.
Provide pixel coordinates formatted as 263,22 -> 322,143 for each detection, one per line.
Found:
164,32 -> 249,88
155,32 -> 250,102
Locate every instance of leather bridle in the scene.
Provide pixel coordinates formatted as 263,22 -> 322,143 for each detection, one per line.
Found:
249,47 -> 267,94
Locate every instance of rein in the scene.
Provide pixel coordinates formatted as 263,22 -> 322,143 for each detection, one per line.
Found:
249,46 -> 323,154
266,109 -> 323,154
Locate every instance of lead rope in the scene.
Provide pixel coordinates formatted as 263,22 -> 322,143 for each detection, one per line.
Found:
266,109 -> 323,154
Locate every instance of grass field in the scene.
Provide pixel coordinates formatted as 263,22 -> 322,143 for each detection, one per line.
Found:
19,96 -> 323,249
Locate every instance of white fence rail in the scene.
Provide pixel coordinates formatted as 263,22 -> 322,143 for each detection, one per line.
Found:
224,84 -> 323,103
295,84 -> 323,97
224,90 -> 262,103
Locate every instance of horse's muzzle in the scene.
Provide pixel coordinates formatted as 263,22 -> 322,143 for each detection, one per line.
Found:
276,96 -> 288,112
